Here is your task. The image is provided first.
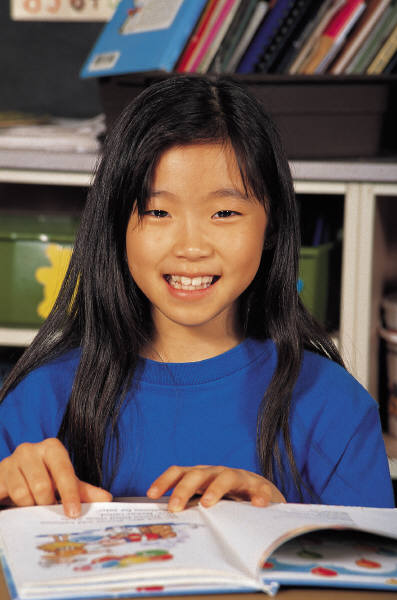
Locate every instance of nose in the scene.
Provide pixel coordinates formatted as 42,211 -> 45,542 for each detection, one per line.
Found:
172,218 -> 213,260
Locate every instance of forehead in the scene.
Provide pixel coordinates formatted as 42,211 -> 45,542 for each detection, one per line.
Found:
151,143 -> 246,193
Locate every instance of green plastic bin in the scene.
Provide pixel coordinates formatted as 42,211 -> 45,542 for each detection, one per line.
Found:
0,214 -> 79,327
298,243 -> 333,325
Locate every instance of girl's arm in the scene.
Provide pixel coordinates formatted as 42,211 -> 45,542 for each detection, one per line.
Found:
147,465 -> 286,511
0,438 -> 112,517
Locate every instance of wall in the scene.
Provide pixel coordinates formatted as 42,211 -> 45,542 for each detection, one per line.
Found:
0,3 -> 103,117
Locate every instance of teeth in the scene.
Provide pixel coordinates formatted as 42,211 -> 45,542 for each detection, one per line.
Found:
167,275 -> 215,290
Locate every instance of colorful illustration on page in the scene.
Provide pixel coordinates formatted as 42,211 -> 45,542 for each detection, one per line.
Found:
36,521 -> 199,572
261,530 -> 397,586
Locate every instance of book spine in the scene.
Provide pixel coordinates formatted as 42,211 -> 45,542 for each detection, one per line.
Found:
237,0 -> 295,73
256,0 -> 319,74
190,0 -> 236,72
320,0 -> 366,71
325,0 -> 365,38
330,0 -> 392,74
183,0 -> 227,72
198,0 -> 241,72
227,1 -> 269,72
367,22 -> 397,72
176,0 -> 218,72
276,0 -> 333,73
291,0 -> 345,74
289,0 -> 341,73
346,2 -> 397,72
383,46 -> 397,71
210,0 -> 258,73
301,0 -> 366,74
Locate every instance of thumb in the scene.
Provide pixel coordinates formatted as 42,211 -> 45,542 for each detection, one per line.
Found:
78,480 -> 113,503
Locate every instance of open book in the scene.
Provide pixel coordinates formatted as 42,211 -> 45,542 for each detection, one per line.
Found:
0,500 -> 396,598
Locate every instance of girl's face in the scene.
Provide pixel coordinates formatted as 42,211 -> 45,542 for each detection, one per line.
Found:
126,143 -> 268,345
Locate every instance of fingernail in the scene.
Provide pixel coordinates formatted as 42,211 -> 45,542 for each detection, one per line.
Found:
253,496 -> 267,506
168,497 -> 182,512
201,493 -> 214,506
147,486 -> 158,498
66,502 -> 81,518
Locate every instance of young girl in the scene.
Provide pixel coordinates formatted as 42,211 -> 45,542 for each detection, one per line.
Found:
0,76 -> 394,517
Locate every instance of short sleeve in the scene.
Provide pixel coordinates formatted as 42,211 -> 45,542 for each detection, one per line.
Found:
288,352 -> 395,508
318,403 -> 395,508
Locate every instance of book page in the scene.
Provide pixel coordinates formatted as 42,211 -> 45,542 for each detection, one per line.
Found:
0,502 -> 262,599
200,501 -> 397,579
262,529 -> 397,590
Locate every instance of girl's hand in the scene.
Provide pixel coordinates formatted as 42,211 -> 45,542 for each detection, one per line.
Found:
146,465 -> 286,512
0,438 -> 112,517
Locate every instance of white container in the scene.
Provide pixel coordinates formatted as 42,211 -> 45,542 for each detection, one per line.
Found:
382,292 -> 397,330
380,327 -> 397,438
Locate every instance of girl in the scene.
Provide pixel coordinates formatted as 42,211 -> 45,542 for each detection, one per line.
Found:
0,76 -> 394,517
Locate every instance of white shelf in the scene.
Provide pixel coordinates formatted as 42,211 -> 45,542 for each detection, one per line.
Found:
0,327 -> 37,347
291,160 -> 397,183
0,151 -> 395,186
0,169 -> 93,186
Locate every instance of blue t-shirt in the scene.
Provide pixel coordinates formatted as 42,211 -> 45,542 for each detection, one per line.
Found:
0,338 -> 394,507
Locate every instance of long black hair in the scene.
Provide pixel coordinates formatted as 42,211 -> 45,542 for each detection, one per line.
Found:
0,75 -> 343,495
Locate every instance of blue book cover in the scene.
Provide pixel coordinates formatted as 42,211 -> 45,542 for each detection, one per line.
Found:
236,0 -> 296,73
80,0 -> 208,78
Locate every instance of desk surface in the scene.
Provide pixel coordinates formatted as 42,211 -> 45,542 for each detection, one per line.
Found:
1,570 -> 395,600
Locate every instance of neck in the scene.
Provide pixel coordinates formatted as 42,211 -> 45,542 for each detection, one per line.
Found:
141,322 -> 244,363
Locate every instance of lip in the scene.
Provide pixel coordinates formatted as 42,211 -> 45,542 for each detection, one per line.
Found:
163,273 -> 219,278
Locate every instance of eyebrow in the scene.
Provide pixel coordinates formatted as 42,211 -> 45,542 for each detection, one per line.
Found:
209,188 -> 249,200
150,188 -> 249,200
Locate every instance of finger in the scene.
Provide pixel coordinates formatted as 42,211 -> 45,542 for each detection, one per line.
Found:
78,481 -> 113,503
252,482 -> 286,505
200,469 -> 243,507
40,439 -> 81,518
4,463 -> 35,507
168,469 -> 217,512
12,443 -> 57,506
0,462 -> 10,500
0,450 -> 54,507
200,470 -> 278,508
147,465 -> 190,499
18,456 -> 57,506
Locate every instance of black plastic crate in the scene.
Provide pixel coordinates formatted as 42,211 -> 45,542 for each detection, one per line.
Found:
98,73 -> 397,160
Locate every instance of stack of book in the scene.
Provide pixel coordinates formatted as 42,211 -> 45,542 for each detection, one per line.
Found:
81,0 -> 397,78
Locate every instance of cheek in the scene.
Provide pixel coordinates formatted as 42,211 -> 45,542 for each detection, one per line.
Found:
240,239 -> 265,283
126,225 -> 164,291
125,224 -> 148,281
232,223 -> 266,277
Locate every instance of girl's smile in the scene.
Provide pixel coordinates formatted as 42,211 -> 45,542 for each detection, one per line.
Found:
164,274 -> 218,291
163,273 -> 220,303
126,143 -> 268,360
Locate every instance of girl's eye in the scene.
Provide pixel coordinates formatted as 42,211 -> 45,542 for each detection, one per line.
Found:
213,210 -> 240,219
144,209 -> 169,218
